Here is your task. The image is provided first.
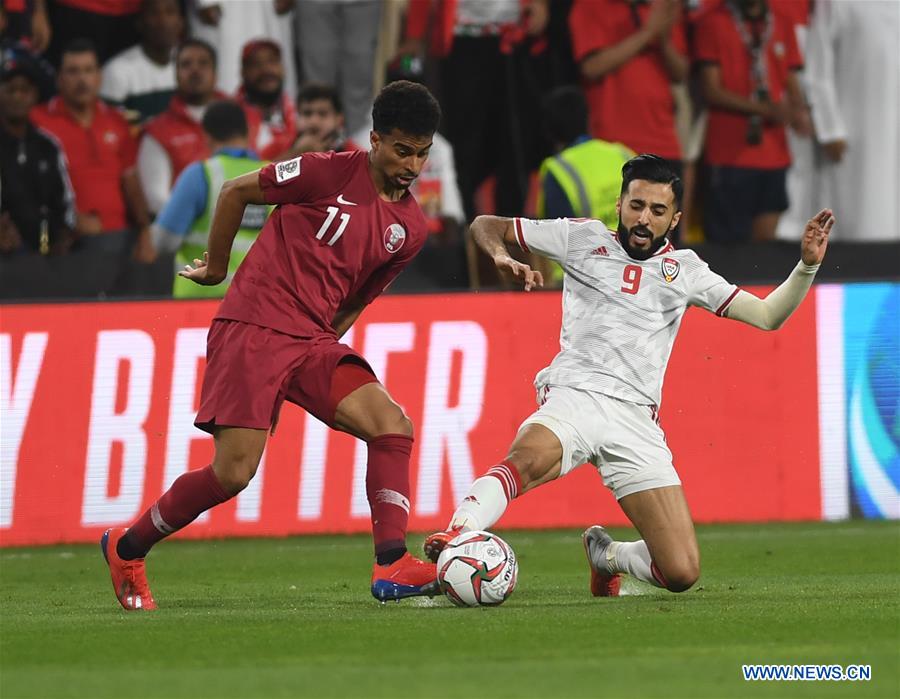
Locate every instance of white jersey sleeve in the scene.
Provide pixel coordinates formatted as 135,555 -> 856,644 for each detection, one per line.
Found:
686,253 -> 740,316
514,217 -> 569,265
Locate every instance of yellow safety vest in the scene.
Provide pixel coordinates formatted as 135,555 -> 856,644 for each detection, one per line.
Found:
173,153 -> 271,298
537,139 -> 635,228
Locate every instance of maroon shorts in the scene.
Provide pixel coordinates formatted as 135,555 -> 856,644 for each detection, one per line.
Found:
195,319 -> 373,434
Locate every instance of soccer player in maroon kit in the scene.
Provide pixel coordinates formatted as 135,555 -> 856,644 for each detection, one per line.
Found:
101,81 -> 442,609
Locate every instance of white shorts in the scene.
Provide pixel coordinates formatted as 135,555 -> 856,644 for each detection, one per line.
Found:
519,385 -> 681,500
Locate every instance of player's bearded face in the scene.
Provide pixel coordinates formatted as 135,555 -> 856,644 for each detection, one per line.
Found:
616,221 -> 669,261
616,181 -> 680,260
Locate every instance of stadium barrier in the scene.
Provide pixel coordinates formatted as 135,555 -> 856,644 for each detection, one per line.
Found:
1,283 -> 896,546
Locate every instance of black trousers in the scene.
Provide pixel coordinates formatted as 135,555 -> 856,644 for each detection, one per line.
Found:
45,1 -> 141,67
439,36 -> 547,221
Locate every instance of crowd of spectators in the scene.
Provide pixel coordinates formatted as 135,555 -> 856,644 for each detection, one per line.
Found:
1,0 -> 897,300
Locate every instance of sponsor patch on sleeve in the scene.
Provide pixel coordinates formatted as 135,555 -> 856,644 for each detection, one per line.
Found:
275,156 -> 302,183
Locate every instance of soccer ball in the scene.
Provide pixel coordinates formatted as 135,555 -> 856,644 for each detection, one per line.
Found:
436,530 -> 518,607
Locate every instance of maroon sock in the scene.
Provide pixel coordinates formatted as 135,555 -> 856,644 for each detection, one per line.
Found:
118,465 -> 231,560
366,433 -> 413,561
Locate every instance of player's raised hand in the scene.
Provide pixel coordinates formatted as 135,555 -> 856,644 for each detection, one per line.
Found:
178,252 -> 226,286
494,254 -> 544,292
800,209 -> 834,266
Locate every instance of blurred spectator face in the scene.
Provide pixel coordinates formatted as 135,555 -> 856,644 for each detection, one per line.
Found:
0,74 -> 39,123
57,50 -> 101,110
176,45 -> 216,104
242,44 -> 283,106
370,129 -> 433,192
139,0 -> 183,53
297,97 -> 343,141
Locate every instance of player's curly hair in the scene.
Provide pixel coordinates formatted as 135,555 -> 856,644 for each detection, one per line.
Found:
372,80 -> 441,137
621,154 -> 683,209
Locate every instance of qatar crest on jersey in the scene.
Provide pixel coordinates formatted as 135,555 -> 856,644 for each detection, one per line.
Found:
661,257 -> 680,282
384,223 -> 407,253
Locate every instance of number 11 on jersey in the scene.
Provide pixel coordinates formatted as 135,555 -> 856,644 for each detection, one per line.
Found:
315,206 -> 350,246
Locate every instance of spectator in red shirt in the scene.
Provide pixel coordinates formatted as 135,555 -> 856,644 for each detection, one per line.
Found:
569,0 -> 689,167
694,0 -> 805,242
31,39 -> 152,258
138,38 -> 220,215
236,38 -> 297,162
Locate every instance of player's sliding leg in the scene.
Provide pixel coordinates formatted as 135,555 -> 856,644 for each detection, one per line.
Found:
101,427 -> 267,610
330,366 -> 436,601
424,424 -> 563,561
585,485 -> 700,593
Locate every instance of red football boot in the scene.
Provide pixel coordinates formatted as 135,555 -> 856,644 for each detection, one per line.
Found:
100,528 -> 157,611
371,552 -> 439,602
422,526 -> 463,563
582,526 -> 622,597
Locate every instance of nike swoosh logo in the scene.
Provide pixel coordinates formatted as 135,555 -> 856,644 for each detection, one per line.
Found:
337,194 -> 357,206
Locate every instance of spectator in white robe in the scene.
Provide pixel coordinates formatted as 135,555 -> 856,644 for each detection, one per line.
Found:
188,0 -> 296,100
804,0 -> 899,242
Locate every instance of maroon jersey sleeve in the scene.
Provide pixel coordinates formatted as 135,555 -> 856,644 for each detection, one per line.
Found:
259,151 -> 342,204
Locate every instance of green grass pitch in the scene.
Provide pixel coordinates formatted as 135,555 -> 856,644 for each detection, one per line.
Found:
1,521 -> 898,699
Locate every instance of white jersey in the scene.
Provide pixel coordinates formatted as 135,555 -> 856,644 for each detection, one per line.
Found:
516,217 -> 739,407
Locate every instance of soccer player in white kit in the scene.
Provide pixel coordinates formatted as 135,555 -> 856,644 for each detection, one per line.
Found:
424,155 -> 834,596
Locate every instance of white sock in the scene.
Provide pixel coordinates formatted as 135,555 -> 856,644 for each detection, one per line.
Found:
449,476 -> 509,532
607,540 -> 666,588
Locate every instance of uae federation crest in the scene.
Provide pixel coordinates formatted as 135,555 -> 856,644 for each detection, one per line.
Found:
661,257 -> 680,283
384,223 -> 407,253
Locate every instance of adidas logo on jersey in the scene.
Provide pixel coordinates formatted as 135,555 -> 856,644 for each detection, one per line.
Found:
591,246 -> 609,256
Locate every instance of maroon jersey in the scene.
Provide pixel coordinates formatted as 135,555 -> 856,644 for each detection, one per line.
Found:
216,150 -> 429,337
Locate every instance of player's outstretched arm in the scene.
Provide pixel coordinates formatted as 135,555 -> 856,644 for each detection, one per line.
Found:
470,215 -> 544,291
178,170 -> 267,285
726,209 -> 835,330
